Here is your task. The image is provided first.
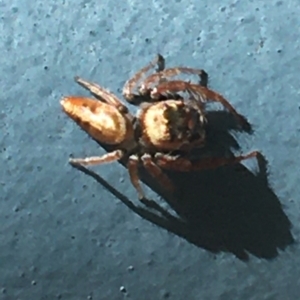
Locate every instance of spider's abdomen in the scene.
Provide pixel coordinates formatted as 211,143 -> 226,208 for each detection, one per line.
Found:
61,96 -> 133,145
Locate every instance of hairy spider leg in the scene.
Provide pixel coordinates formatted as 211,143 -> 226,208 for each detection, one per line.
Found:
122,54 -> 165,102
140,67 -> 208,95
141,154 -> 176,193
69,149 -> 148,200
74,76 -> 129,114
127,155 -> 145,200
126,154 -> 177,200
69,149 -> 124,166
154,151 -> 260,171
151,81 -> 249,127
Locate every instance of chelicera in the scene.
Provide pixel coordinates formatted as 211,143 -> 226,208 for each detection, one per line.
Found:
61,54 -> 259,199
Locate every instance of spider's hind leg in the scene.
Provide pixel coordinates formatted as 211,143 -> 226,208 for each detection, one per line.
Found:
74,76 -> 129,114
69,150 -> 124,166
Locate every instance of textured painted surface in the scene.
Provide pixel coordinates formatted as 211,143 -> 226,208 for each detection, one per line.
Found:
1,0 -> 300,299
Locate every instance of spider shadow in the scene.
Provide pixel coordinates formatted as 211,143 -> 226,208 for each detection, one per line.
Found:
74,111 -> 294,260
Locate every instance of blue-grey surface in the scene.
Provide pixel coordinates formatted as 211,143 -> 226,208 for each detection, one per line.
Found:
1,0 -> 300,299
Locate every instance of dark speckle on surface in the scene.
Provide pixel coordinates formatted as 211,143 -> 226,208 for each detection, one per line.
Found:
1,0 -> 300,299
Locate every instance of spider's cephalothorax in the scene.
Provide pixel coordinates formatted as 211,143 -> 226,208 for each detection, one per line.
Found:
61,54 -> 260,199
138,99 -> 206,152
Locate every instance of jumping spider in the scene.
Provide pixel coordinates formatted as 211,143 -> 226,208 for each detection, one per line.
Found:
61,54 -> 259,199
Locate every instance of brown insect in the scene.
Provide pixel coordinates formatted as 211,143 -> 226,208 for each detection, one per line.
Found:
61,54 -> 259,199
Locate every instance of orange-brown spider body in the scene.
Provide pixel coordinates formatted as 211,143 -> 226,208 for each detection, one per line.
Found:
61,54 -> 259,199
61,78 -> 206,199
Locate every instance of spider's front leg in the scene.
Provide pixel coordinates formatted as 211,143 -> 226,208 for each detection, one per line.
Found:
189,83 -> 249,127
139,66 -> 208,97
75,76 -> 129,114
154,151 -> 260,172
122,54 -> 165,103
151,81 -> 250,129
